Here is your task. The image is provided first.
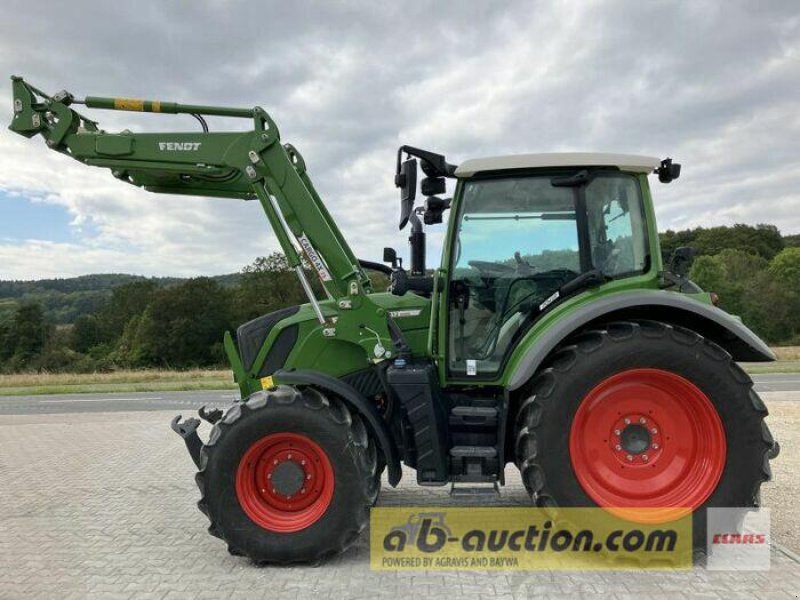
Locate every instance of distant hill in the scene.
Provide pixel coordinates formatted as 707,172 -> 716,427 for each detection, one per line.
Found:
0,272 -> 241,325
1,223 -> 797,327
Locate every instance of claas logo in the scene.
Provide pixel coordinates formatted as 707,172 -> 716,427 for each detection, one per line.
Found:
712,533 -> 766,544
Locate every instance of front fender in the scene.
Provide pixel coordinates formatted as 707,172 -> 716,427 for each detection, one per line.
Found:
271,368 -> 402,487
506,289 -> 775,391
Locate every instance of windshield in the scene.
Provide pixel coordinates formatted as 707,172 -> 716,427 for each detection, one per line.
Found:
454,176 -> 580,272
448,171 -> 649,378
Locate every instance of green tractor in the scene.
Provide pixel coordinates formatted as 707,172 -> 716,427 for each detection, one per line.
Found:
10,77 -> 778,563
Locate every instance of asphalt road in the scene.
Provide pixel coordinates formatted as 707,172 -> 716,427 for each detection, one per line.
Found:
0,389 -> 239,415
0,372 -> 798,416
751,372 -> 800,392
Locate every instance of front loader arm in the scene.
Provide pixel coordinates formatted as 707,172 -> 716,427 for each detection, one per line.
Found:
9,76 -> 395,363
9,76 -> 369,299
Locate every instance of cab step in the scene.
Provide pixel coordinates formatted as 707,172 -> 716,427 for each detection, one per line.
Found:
449,445 -> 499,483
450,481 -> 500,497
449,405 -> 498,428
450,446 -> 497,458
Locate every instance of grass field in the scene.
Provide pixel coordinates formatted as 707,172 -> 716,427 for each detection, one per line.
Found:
741,346 -> 800,374
0,347 -> 798,396
0,369 -> 235,396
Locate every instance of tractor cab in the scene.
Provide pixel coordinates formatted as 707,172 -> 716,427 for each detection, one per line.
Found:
392,150 -> 681,382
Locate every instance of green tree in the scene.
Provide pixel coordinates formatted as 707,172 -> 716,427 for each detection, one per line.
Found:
0,319 -> 11,365
38,326 -> 80,372
125,278 -> 233,368
768,247 -> 800,291
661,224 -> 786,264
0,303 -> 50,371
694,224 -> 784,260
660,228 -> 700,264
71,315 -> 102,354
97,280 -> 159,341
691,249 -> 795,343
767,247 -> 800,337
233,253 -> 308,324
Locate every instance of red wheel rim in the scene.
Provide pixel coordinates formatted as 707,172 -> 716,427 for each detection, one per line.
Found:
235,433 -> 334,533
569,368 -> 726,523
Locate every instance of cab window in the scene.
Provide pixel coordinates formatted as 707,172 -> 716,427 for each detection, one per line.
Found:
447,172 -> 648,378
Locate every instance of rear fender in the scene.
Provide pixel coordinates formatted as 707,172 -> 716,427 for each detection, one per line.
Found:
506,289 -> 775,391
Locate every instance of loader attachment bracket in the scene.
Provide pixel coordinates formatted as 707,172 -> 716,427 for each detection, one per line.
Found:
9,76 -> 97,145
170,415 -> 203,468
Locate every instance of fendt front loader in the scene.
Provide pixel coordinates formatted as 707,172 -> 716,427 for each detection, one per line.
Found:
10,77 -> 779,563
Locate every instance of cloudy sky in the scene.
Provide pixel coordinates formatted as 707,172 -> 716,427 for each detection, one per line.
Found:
0,0 -> 798,280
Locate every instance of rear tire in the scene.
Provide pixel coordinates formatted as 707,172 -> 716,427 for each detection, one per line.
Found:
196,385 -> 378,564
514,320 -> 774,550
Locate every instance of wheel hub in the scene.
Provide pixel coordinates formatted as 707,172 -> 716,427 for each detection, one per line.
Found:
236,432 -> 334,533
610,414 -> 663,464
620,423 -> 650,454
269,459 -> 306,498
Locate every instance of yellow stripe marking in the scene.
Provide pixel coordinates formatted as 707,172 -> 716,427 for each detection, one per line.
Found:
114,98 -> 144,111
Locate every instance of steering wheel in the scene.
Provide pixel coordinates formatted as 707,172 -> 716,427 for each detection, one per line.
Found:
468,260 -> 515,275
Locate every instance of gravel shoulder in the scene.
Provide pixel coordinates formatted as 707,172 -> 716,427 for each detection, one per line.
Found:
760,392 -> 799,552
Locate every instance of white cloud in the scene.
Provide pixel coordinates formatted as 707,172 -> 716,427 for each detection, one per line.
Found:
0,0 -> 797,279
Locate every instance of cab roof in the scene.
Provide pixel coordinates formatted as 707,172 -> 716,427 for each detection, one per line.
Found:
454,152 -> 661,177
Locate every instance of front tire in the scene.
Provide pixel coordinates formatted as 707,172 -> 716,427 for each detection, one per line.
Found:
514,320 -> 774,550
196,385 -> 378,564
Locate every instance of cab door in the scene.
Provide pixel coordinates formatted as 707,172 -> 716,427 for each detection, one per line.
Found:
440,171 -> 649,382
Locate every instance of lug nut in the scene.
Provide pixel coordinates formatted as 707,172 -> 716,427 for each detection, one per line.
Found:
614,429 -> 621,436
642,454 -> 649,462
624,418 -> 631,425
651,428 -> 658,434
301,488 -> 306,494
267,473 -> 272,479
639,417 -> 647,424
301,460 -> 306,465
626,455 -> 633,461
306,474 -> 312,480
272,488 -> 277,494
652,443 -> 659,450
615,444 -> 622,451
273,459 -> 278,465
287,453 -> 293,460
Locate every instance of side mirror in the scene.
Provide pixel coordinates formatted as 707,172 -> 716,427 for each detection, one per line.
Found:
670,246 -> 697,277
390,268 -> 408,296
657,158 -> 682,183
395,158 -> 417,230
383,247 -> 400,269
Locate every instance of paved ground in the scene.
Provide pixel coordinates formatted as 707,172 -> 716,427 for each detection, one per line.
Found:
0,389 -> 797,599
1,372 -> 798,416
